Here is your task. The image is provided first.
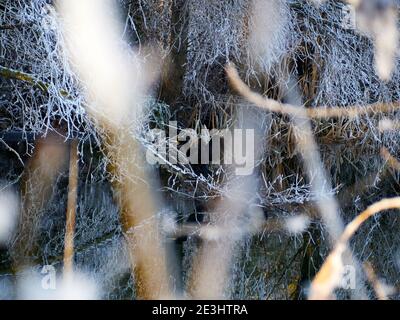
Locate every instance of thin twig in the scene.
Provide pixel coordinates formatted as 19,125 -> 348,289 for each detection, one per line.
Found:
0,64 -> 69,96
0,138 -> 25,167
363,262 -> 392,300
0,22 -> 32,30
309,197 -> 400,300
380,147 -> 400,171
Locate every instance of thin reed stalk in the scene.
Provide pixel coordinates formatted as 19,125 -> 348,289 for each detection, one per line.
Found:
63,139 -> 78,276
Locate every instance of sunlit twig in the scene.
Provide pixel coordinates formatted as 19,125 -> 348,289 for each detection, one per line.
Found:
226,64 -> 400,119
309,197 -> 400,300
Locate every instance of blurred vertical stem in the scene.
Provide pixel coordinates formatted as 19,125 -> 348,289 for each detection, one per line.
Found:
58,0 -> 174,298
188,106 -> 264,299
12,132 -> 68,271
104,126 -> 173,299
63,139 -> 78,276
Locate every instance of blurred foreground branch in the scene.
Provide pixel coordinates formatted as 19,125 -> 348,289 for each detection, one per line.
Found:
227,63 -> 368,299
104,126 -> 173,299
226,64 -> 400,119
59,0 -> 173,299
309,197 -> 400,299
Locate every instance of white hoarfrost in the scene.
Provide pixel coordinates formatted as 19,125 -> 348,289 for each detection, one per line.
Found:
356,1 -> 399,81
285,214 -> 311,234
0,0 -> 91,140
59,0 -> 155,126
247,0 -> 290,72
17,270 -> 99,300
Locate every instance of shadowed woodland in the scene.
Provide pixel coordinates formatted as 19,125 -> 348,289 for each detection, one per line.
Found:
1,0 -> 400,299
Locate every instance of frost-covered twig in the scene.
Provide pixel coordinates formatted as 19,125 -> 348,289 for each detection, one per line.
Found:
0,65 -> 52,94
0,0 -> 92,140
